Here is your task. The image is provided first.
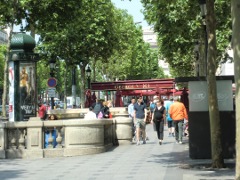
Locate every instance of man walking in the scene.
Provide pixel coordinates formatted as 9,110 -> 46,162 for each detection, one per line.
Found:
169,96 -> 188,144
134,96 -> 147,145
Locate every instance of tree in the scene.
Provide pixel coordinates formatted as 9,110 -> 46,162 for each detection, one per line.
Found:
0,0 -> 17,116
0,0 -> 82,114
141,0 -> 229,168
0,45 -> 6,89
37,0 -> 118,107
97,8 -> 164,82
206,0 -> 224,168
232,0 -> 240,178
141,0 -> 231,77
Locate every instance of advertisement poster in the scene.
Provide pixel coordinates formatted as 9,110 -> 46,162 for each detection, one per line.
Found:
19,62 -> 36,120
8,62 -> 14,122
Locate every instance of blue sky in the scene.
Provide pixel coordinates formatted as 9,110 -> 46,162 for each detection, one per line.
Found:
111,0 -> 149,27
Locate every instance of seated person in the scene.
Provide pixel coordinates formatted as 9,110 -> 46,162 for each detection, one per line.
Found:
84,107 -> 97,119
101,100 -> 112,118
45,114 -> 58,148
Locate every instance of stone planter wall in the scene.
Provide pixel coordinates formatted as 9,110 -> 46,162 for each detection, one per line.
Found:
0,115 -> 132,159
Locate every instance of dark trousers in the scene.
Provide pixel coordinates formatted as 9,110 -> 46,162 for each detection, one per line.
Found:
155,120 -> 164,140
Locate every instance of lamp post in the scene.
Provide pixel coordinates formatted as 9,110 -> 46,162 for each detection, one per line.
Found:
85,65 -> 92,108
86,65 -> 91,89
49,57 -> 56,109
194,42 -> 200,77
199,0 -> 208,77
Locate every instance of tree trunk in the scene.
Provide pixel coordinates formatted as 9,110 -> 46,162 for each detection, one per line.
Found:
93,59 -> 96,82
30,23 -> 35,39
80,65 -> 86,108
71,66 -> 76,108
2,24 -> 13,117
63,65 -> 68,109
206,0 -> 224,168
232,0 -> 240,178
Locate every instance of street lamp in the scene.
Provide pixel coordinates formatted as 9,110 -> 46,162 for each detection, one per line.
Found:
199,0 -> 207,18
86,65 -> 91,89
49,57 -> 56,109
194,42 -> 200,77
49,57 -> 56,77
199,0 -> 208,77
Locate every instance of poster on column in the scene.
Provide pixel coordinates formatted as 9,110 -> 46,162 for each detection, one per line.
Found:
19,62 -> 36,120
9,62 -> 14,122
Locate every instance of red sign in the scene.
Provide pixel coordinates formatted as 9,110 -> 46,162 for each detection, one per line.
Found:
9,105 -> 13,112
91,79 -> 175,91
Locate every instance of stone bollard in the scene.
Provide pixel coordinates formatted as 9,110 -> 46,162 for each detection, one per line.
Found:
114,117 -> 132,145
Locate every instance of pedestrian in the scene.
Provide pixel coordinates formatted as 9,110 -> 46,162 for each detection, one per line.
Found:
84,106 -> 97,119
92,99 -> 103,118
169,96 -> 188,144
38,102 -> 47,120
45,114 -> 58,148
101,100 -> 112,118
164,97 -> 175,137
134,96 -> 147,145
128,98 -> 136,119
128,98 -> 136,136
151,99 -> 166,145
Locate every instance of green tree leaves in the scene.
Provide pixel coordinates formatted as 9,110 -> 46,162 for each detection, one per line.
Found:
141,0 -> 231,77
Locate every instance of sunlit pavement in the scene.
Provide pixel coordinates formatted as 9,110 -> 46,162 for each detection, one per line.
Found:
0,124 -> 235,180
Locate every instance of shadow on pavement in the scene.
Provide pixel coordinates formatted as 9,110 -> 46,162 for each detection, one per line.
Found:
0,170 -> 26,180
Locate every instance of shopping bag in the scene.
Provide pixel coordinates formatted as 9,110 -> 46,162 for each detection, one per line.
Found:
98,111 -> 103,119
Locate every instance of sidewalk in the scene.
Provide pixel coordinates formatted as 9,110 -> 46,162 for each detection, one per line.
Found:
0,124 -> 235,180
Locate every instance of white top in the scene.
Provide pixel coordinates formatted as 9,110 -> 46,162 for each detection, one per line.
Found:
84,111 -> 97,120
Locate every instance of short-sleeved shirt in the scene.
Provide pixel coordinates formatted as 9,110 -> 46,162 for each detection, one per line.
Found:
134,102 -> 146,119
39,105 -> 46,119
165,100 -> 173,121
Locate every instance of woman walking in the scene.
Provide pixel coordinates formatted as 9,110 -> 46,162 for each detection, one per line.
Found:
151,100 -> 166,145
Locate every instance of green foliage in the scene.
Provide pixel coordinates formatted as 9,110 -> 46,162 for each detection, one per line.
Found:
95,8 -> 165,81
0,0 -> 25,26
0,0 -> 167,103
141,0 -> 231,77
37,0 -> 117,65
0,45 -> 6,88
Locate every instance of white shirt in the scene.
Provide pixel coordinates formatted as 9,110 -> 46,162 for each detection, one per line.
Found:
84,111 -> 97,120
128,103 -> 135,117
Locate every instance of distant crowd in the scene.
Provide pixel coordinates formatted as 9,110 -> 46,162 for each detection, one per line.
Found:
127,95 -> 188,146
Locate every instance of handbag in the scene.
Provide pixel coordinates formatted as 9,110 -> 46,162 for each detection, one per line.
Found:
109,113 -> 113,118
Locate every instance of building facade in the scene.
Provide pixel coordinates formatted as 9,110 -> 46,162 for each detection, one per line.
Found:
142,27 -> 171,76
0,30 -> 7,44
216,49 -> 234,76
